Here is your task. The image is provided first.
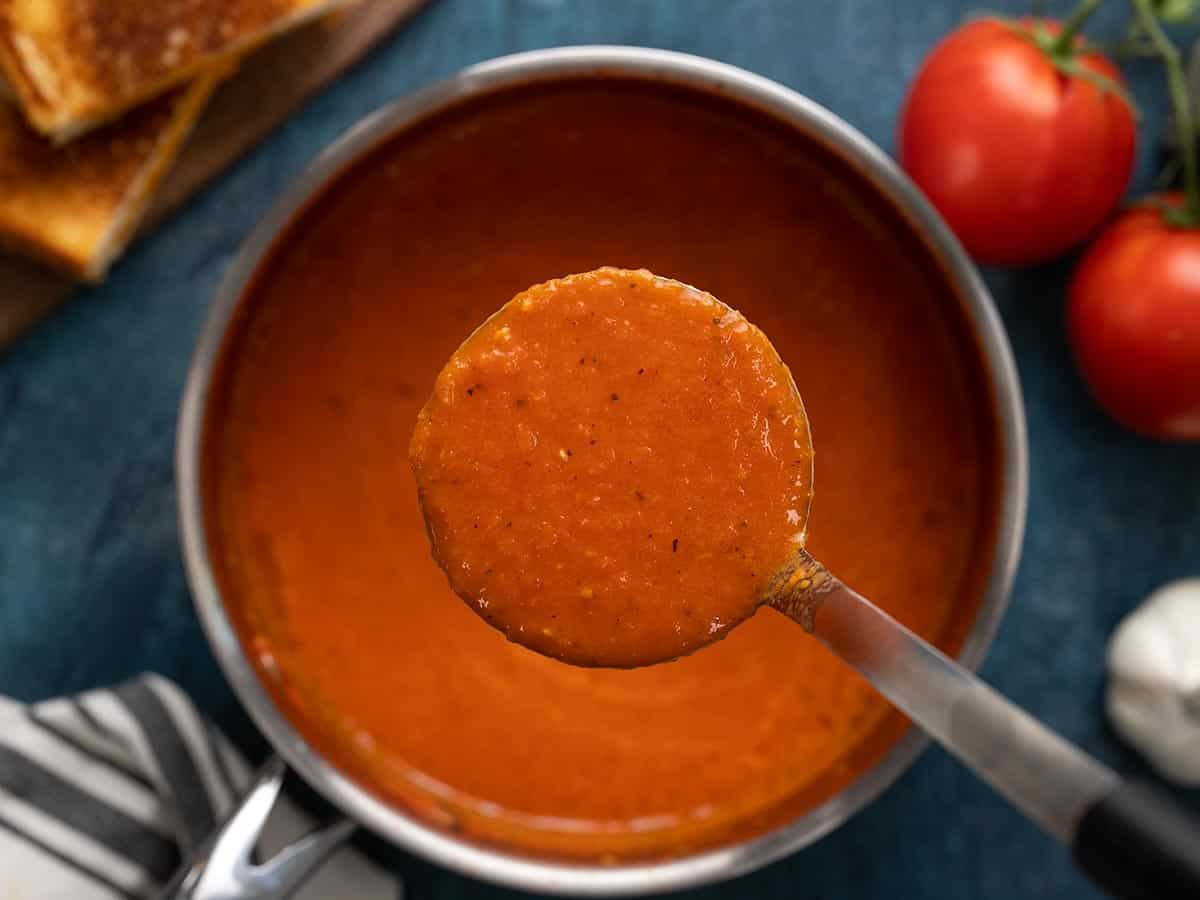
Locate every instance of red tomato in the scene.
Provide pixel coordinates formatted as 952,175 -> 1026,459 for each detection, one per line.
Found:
1068,196 -> 1200,440
899,18 -> 1136,266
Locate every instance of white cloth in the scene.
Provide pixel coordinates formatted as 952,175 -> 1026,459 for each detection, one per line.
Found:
0,674 -> 401,899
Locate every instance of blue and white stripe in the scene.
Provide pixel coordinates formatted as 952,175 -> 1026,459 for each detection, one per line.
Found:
0,674 -> 400,899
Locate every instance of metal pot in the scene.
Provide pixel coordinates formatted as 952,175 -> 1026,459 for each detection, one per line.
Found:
176,46 -> 1028,897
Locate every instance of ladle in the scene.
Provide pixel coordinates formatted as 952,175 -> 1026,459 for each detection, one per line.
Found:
411,268 -> 1200,900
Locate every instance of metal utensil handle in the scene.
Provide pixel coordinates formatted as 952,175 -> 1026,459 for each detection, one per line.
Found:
159,757 -> 354,900
769,552 -> 1200,900
803,578 -> 1118,841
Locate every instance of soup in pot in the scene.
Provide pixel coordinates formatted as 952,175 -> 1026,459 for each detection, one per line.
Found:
202,77 -> 1000,861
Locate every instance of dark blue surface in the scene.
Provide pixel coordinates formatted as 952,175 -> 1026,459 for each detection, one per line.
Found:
1,1 -> 1198,897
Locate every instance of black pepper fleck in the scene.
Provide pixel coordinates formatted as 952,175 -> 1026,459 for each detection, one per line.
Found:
672,538 -> 679,553
611,393 -> 620,402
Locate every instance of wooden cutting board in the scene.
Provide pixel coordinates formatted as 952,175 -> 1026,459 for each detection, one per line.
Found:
0,0 -> 427,350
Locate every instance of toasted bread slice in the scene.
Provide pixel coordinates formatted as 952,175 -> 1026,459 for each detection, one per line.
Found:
0,0 -> 344,142
0,71 -> 222,280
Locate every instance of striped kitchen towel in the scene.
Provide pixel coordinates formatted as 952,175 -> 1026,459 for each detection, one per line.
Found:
0,674 -> 401,899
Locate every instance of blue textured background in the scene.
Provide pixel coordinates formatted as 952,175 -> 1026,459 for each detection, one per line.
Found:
2,1 -> 1198,897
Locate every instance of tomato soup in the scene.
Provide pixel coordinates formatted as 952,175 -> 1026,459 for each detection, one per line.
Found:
410,267 -> 814,667
203,78 -> 1000,861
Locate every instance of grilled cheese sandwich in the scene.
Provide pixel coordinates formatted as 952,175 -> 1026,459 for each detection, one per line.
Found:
0,0 -> 345,142
0,70 -> 223,280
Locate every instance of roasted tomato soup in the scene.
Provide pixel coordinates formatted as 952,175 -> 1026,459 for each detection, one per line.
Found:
204,78 -> 1000,861
410,268 -> 814,667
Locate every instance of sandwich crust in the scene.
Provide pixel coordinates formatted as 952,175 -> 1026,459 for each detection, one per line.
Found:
0,70 -> 223,280
0,0 -> 342,141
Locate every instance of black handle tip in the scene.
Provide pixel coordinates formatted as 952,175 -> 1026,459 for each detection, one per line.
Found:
1074,780 -> 1200,900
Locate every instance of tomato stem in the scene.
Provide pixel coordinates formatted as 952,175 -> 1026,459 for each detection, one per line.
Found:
1052,0 -> 1104,54
1130,0 -> 1200,224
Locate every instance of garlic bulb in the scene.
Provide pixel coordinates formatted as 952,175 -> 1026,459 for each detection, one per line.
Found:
1106,578 -> 1200,786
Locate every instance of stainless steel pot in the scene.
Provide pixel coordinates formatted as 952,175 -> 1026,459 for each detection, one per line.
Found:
176,45 -> 1029,897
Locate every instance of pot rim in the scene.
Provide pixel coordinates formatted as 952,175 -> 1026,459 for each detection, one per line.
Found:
176,45 -> 1029,896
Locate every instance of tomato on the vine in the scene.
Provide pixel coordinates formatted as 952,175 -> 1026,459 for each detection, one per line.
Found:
898,17 -> 1136,266
1068,196 -> 1200,440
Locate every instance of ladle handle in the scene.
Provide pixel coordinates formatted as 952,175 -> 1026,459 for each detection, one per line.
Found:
769,554 -> 1200,900
1074,780 -> 1200,900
